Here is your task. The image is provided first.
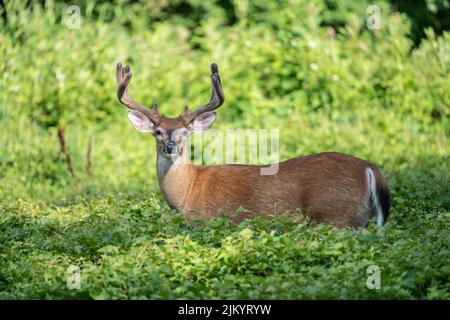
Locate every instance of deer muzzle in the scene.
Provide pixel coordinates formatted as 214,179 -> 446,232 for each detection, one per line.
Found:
164,141 -> 178,155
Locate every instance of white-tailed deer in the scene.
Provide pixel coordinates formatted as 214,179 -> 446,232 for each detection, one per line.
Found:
115,63 -> 390,228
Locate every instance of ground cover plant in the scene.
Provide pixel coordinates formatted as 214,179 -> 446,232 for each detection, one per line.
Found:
0,0 -> 449,299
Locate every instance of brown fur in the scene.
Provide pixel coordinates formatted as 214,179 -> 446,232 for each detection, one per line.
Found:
158,145 -> 388,228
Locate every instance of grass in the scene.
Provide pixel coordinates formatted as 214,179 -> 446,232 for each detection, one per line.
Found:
0,0 -> 449,299
0,182 -> 448,299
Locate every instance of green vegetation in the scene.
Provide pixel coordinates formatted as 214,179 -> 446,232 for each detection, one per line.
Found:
0,0 -> 449,299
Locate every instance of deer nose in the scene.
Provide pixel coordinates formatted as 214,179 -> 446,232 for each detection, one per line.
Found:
164,141 -> 177,154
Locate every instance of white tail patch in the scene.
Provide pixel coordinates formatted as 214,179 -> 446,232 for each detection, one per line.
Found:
366,168 -> 384,226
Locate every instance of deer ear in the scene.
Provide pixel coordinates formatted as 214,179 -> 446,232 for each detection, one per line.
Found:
190,112 -> 216,132
127,110 -> 154,132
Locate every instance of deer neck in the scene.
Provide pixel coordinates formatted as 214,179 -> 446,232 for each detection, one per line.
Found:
156,145 -> 196,211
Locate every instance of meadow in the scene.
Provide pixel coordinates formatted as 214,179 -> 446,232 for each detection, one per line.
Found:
0,0 -> 449,299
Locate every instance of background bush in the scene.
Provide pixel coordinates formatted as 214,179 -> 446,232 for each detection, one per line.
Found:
0,0 -> 448,299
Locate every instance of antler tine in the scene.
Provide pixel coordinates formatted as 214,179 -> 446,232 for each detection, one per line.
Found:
116,63 -> 160,124
183,63 -> 225,124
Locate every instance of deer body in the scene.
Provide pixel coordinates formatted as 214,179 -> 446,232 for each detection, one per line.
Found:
115,63 -> 390,228
157,147 -> 388,227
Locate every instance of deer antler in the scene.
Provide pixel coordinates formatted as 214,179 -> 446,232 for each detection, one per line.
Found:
182,63 -> 225,124
116,63 -> 161,124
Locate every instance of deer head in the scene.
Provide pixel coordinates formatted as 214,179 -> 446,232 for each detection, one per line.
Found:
115,63 -> 225,159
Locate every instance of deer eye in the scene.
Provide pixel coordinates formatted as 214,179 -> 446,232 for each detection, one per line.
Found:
154,129 -> 162,136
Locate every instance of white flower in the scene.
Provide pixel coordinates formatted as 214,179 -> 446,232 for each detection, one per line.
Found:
11,84 -> 20,92
55,69 -> 66,82
308,40 -> 318,48
309,63 -> 318,71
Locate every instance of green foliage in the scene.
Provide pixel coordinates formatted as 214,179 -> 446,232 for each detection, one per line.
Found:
0,192 -> 448,299
392,0 -> 450,45
0,0 -> 449,299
